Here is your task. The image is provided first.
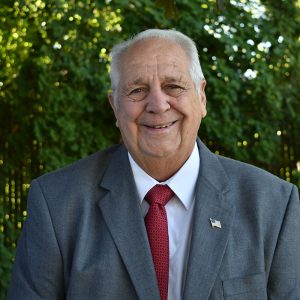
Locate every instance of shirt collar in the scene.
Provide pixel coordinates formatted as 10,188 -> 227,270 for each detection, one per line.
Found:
128,143 -> 200,210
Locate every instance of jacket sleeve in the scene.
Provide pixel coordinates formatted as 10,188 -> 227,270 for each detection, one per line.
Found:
7,179 -> 65,300
268,184 -> 300,299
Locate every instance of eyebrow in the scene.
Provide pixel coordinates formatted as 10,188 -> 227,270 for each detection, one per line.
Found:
130,77 -> 144,86
127,75 -> 186,87
162,75 -> 186,83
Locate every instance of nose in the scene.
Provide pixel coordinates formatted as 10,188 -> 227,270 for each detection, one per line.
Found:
145,87 -> 171,114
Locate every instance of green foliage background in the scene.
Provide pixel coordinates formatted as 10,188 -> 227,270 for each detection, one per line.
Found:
0,0 -> 299,298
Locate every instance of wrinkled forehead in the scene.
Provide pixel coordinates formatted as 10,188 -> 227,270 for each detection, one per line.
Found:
120,38 -> 189,70
119,44 -> 191,85
127,59 -> 188,78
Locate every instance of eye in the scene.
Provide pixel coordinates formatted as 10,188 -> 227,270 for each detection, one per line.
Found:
127,87 -> 148,101
164,84 -> 185,97
166,84 -> 183,90
130,88 -> 144,94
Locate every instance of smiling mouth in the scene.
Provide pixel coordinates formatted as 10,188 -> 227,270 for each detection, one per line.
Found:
145,121 -> 177,129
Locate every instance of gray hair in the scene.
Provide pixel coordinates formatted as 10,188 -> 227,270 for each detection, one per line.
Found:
109,29 -> 205,104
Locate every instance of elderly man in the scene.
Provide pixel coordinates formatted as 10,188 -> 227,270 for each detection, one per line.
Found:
8,29 -> 300,299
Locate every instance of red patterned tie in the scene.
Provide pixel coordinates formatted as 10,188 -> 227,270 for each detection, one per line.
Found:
144,184 -> 174,300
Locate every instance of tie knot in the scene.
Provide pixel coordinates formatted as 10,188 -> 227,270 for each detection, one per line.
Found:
145,184 -> 174,206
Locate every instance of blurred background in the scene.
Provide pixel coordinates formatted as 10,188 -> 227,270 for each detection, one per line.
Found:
0,0 -> 299,297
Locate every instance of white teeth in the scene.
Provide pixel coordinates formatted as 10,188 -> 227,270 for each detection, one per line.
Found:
152,122 -> 173,129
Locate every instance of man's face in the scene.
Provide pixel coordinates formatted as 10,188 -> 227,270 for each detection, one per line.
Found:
109,38 -> 206,168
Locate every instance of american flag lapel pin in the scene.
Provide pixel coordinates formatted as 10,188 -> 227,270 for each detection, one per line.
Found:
210,218 -> 222,229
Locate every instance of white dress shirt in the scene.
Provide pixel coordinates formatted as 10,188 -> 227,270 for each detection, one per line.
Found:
128,143 -> 200,300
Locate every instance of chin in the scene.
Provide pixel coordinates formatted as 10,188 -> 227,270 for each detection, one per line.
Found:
134,138 -> 181,158
142,146 -> 179,159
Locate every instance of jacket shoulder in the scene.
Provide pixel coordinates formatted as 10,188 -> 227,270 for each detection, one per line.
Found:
216,154 -> 294,193
35,144 -> 121,189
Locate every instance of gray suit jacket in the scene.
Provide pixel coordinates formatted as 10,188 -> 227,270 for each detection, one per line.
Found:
8,140 -> 300,299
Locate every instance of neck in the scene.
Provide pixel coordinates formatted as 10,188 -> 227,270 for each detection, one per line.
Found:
133,151 -> 192,182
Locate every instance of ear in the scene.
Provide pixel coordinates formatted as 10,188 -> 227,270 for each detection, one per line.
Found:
199,80 -> 207,118
108,92 -> 117,115
108,92 -> 119,127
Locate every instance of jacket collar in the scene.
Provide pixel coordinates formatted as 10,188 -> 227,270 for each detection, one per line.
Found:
98,144 -> 160,299
98,140 -> 234,299
183,139 -> 234,299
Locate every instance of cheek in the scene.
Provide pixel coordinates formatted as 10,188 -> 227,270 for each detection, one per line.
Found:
116,108 -> 139,137
193,98 -> 204,118
179,101 -> 202,122
182,103 -> 203,131
116,104 -> 133,123
119,100 -> 143,120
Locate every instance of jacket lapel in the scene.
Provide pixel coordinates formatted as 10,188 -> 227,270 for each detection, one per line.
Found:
97,145 -> 160,300
97,141 -> 234,299
183,140 -> 235,299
